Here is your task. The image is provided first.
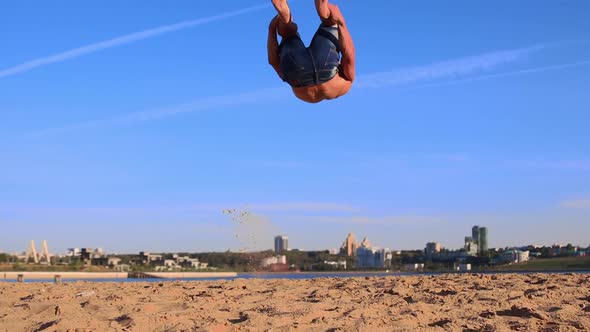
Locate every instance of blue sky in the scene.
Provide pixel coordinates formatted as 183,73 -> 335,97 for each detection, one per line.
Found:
1,1 -> 590,254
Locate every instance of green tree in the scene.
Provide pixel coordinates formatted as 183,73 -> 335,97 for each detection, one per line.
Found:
0,253 -> 10,263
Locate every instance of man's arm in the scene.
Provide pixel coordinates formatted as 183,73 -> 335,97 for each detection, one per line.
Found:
329,5 -> 355,82
338,22 -> 355,82
267,16 -> 283,80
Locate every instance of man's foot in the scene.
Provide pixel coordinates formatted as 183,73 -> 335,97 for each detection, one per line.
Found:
272,0 -> 291,24
315,0 -> 331,20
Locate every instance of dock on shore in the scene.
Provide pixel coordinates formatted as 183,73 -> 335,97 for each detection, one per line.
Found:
130,272 -> 238,279
1,272 -> 128,281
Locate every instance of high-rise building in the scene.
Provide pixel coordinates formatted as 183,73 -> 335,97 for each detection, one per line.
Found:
340,233 -> 357,256
479,227 -> 488,253
471,226 -> 489,255
464,240 -> 478,256
355,238 -> 392,268
472,226 -> 480,246
356,245 -> 375,268
360,237 -> 372,248
425,242 -> 441,258
274,235 -> 288,253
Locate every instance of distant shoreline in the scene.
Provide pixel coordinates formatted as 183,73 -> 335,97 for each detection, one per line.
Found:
0,271 -> 238,281
3,269 -> 590,282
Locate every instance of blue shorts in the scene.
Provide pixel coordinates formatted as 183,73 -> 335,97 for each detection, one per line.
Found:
279,25 -> 341,88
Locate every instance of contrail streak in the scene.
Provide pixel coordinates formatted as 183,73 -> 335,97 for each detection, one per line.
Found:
403,59 -> 590,91
23,58 -> 590,138
25,86 -> 287,138
0,2 -> 270,78
356,45 -> 544,89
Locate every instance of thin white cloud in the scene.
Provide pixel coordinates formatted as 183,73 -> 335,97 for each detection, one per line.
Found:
283,215 -> 444,225
0,201 -> 360,218
252,160 -> 306,169
403,59 -> 590,91
119,86 -> 286,122
417,153 -> 470,163
560,199 -> 590,209
482,157 -> 590,174
3,206 -> 589,252
0,2 -> 270,78
356,45 -> 544,88
24,49 -> 590,138
398,154 -> 590,172
248,203 -> 360,213
26,86 -> 287,138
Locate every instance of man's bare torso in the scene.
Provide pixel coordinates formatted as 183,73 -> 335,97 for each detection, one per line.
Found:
292,73 -> 352,103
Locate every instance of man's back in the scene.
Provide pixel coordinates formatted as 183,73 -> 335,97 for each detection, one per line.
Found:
292,74 -> 352,103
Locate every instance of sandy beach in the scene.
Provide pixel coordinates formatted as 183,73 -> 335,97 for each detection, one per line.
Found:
1,273 -> 589,331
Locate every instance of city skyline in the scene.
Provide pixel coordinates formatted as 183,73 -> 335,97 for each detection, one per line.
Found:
1,1 -> 590,253
2,223 -> 589,256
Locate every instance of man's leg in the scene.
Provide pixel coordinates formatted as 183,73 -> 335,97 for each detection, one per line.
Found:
315,0 -> 344,26
315,0 -> 331,23
310,0 -> 355,81
272,0 -> 298,38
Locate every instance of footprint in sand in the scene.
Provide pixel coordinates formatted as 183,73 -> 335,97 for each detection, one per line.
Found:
34,319 -> 60,331
113,314 -> 134,328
